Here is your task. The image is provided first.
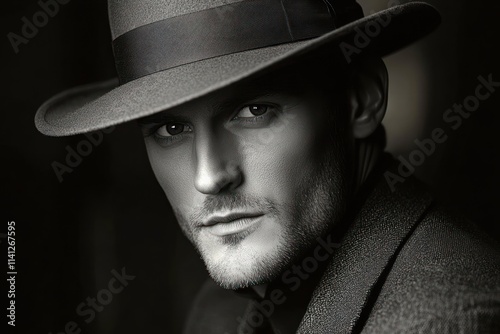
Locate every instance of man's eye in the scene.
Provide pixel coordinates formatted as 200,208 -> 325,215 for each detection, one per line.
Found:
155,122 -> 192,137
235,104 -> 270,118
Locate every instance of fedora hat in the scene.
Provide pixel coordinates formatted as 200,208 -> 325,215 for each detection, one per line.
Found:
35,0 -> 440,137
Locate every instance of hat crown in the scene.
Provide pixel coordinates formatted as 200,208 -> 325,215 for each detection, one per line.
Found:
108,0 -> 360,40
109,0 -> 248,40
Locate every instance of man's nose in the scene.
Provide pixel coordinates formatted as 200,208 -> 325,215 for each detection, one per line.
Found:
193,132 -> 242,195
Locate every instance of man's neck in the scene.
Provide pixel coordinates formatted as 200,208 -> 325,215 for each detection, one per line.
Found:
355,136 -> 384,193
241,242 -> 334,334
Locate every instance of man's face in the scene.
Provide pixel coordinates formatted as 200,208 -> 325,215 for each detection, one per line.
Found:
140,69 -> 351,289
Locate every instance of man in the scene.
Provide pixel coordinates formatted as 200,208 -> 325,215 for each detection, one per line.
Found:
35,0 -> 500,333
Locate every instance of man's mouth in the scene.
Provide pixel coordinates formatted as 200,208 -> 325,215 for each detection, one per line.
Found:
202,213 -> 265,237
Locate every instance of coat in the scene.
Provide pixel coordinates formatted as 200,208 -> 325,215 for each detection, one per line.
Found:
184,161 -> 500,334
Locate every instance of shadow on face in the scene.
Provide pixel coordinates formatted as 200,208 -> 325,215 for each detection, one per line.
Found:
136,53 -> 368,289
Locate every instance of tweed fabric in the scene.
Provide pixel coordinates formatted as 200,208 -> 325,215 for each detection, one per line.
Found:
360,208 -> 500,333
296,174 -> 500,333
296,166 -> 434,333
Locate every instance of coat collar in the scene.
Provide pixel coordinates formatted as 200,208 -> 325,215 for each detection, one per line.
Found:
297,158 -> 434,333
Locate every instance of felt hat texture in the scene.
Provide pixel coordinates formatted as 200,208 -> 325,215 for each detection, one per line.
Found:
34,0 -> 441,137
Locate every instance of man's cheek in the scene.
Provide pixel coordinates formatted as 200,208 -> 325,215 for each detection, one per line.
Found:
247,159 -> 310,207
166,190 -> 196,219
150,156 -> 195,199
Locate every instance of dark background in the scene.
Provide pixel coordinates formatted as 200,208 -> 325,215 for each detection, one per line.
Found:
1,0 -> 499,333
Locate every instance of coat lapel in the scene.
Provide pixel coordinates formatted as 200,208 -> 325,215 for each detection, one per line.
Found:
297,171 -> 434,334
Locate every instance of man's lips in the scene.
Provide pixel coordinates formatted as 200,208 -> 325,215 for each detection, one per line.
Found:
202,213 -> 265,236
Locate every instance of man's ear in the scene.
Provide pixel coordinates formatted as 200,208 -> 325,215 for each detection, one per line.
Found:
347,58 -> 388,139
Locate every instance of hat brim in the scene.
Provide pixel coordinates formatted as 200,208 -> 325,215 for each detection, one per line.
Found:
35,2 -> 440,137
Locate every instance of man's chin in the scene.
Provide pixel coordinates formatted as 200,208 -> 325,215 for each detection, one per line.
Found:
201,246 -> 287,290
205,262 -> 276,290
208,271 -> 269,290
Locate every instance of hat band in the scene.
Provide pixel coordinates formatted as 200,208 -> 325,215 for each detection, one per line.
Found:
112,0 -> 341,84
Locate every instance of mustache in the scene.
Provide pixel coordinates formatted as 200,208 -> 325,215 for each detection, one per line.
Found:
188,193 -> 279,227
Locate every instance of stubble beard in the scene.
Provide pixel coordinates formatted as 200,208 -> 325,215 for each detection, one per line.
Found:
173,147 -> 346,290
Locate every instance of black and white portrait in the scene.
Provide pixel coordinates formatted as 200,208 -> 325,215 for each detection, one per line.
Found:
3,0 -> 500,333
